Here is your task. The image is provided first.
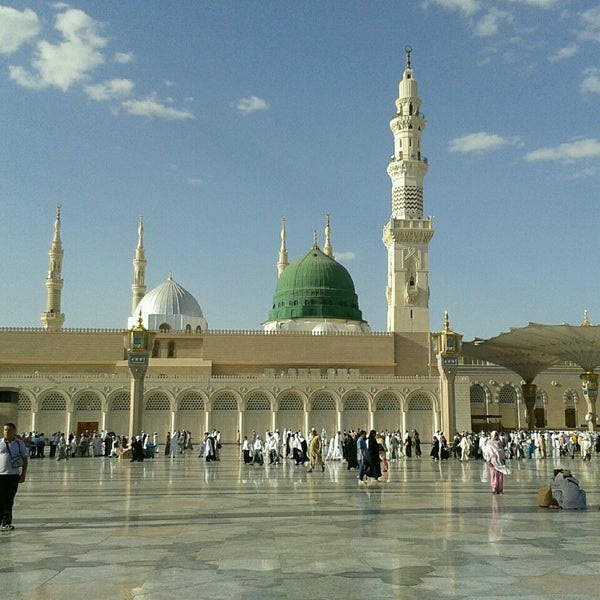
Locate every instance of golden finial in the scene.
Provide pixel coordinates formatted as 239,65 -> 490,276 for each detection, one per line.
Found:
444,310 -> 450,332
582,310 -> 591,326
405,45 -> 412,69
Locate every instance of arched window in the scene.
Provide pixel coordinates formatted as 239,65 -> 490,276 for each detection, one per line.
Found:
179,392 -> 205,411
18,393 -> 32,411
375,393 -> 400,411
470,384 -> 486,404
40,393 -> 67,411
246,393 -> 271,411
311,392 -> 335,411
498,386 -> 516,404
75,393 -> 101,411
279,393 -> 303,411
213,393 -> 238,411
152,340 -> 161,358
145,393 -> 170,411
168,341 -> 176,358
407,393 -> 431,411
111,392 -> 130,411
345,392 -> 369,411
159,323 -> 171,333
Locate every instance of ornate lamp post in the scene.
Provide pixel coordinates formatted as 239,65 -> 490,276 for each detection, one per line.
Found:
432,311 -> 463,436
123,314 -> 155,442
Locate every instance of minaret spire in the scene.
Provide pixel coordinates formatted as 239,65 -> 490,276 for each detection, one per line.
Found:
41,204 -> 65,331
131,214 -> 147,314
276,218 -> 289,278
323,213 -> 335,259
382,48 -> 434,333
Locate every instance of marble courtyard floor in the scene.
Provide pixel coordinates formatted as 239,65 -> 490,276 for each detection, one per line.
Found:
1,447 -> 599,600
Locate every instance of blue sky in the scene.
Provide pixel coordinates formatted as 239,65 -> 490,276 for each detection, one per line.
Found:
0,0 -> 599,340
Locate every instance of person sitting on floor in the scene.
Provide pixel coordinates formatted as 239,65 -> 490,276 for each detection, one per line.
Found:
549,469 -> 586,509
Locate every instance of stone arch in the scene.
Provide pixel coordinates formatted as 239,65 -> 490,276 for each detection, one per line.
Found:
245,391 -> 273,411
243,391 -> 272,437
74,391 -> 103,412
17,391 -> 33,433
18,391 -> 33,411
309,391 -> 337,411
373,391 -> 402,433
341,390 -> 370,433
275,391 -> 305,432
406,391 -> 434,439
145,391 -> 172,411
563,388 -> 579,428
144,391 -> 172,437
496,383 -> 521,430
209,390 -> 241,443
176,390 -> 207,433
308,390 -> 337,434
177,390 -> 207,411
37,391 -> 68,436
105,391 -> 130,434
469,382 -> 490,404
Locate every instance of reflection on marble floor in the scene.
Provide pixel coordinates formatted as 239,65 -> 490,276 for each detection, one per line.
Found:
1,447 -> 599,600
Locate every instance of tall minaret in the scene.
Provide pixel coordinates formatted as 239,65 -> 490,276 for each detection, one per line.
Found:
41,204 -> 65,331
323,213 -> 335,259
276,218 -> 289,278
382,47 -> 434,333
131,214 -> 147,314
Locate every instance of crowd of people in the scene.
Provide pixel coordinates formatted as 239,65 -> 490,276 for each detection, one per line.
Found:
18,430 -> 162,461
3,423 -> 594,534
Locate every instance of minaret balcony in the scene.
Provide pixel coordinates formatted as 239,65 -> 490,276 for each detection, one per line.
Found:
388,154 -> 428,164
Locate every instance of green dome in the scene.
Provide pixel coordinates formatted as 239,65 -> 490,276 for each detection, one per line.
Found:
268,246 -> 364,322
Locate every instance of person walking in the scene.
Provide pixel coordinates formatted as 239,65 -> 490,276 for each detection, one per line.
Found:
0,423 -> 29,531
307,428 -> 325,472
367,430 -> 382,482
356,430 -> 370,484
484,430 -> 510,494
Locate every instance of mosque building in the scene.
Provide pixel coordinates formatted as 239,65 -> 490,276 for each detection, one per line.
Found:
0,50 -> 593,442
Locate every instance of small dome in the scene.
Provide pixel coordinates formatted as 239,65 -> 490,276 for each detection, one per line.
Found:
129,275 -> 208,332
138,276 -> 204,318
266,246 -> 365,323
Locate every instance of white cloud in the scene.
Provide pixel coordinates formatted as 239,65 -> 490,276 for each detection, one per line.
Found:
549,44 -> 578,62
581,68 -> 600,95
448,132 -> 523,154
236,95 -> 270,115
578,6 -> 600,43
474,8 -> 511,37
122,97 -> 195,120
507,0 -> 561,8
525,138 -> 600,163
84,78 -> 134,101
563,167 -> 598,180
0,6 -> 40,55
426,0 -> 480,17
9,7 -> 106,91
335,252 -> 356,261
114,51 -> 133,64
186,178 -> 204,187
